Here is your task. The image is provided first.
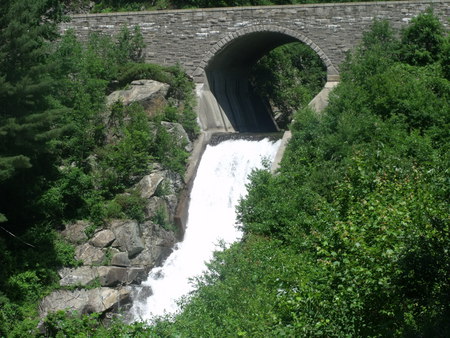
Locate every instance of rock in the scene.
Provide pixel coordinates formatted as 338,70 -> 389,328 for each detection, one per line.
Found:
144,196 -> 169,221
97,266 -> 128,287
90,229 -> 115,248
75,243 -> 105,265
61,221 -> 90,244
96,266 -> 148,287
111,252 -> 131,267
134,165 -> 184,202
39,289 -> 90,319
164,169 -> 185,194
129,221 -> 176,269
59,266 -> 98,287
110,220 -> 144,258
106,79 -> 169,115
39,287 -> 131,319
133,285 -> 153,302
88,287 -> 130,313
128,250 -> 155,269
164,194 -> 179,222
161,121 -> 193,152
135,171 -> 165,199
58,265 -> 147,287
127,267 -> 148,285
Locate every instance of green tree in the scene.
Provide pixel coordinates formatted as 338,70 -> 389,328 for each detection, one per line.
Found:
0,0 -> 63,228
400,8 -> 445,66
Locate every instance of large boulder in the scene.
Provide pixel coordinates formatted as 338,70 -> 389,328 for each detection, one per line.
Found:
110,220 -> 144,257
130,221 -> 176,268
135,165 -> 184,200
111,252 -> 130,267
59,266 -> 98,287
135,165 -> 184,224
97,266 -> 129,287
135,169 -> 166,199
97,266 -> 148,286
39,287 -> 131,319
90,229 -> 115,248
127,267 -> 148,285
106,79 -> 169,115
144,196 -> 169,222
58,265 -> 148,288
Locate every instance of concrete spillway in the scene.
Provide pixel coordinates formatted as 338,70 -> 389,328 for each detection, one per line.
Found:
197,73 -> 277,133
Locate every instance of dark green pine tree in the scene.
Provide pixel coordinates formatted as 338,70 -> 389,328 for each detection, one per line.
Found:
0,0 -> 64,230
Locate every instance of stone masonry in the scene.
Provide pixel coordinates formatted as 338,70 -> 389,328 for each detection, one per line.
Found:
62,1 -> 450,82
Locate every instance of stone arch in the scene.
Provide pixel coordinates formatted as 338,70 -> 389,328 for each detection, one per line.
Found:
195,24 -> 338,133
193,24 -> 339,82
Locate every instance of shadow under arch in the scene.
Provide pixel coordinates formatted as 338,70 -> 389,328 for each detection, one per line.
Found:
194,25 -> 338,133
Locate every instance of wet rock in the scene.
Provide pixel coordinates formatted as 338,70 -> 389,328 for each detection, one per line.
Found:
133,285 -> 153,302
95,266 -> 148,287
165,194 -> 179,222
127,267 -> 148,285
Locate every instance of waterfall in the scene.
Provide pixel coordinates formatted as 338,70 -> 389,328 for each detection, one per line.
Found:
130,136 -> 281,322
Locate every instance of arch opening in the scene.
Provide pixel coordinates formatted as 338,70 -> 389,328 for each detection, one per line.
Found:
197,28 -> 333,133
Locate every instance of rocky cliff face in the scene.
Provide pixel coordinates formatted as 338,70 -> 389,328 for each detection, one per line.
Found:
39,80 -> 192,323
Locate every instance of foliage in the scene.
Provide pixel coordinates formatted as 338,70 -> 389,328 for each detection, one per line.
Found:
400,8 -> 445,66
37,31 -> 195,227
44,311 -> 152,337
0,0 -> 63,230
99,190 -> 147,223
152,206 -> 173,230
91,0 -> 171,12
116,63 -> 200,139
96,103 -> 155,192
170,0 -> 378,10
0,1 -> 198,335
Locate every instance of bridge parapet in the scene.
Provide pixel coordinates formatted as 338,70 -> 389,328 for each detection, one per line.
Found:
62,0 -> 450,82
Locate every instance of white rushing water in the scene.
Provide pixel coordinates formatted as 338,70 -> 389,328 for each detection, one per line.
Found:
131,137 -> 281,322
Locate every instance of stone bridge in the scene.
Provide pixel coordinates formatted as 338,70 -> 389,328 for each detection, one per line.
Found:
63,0 -> 450,132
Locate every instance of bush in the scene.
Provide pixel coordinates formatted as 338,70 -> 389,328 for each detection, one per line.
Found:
400,8 -> 445,66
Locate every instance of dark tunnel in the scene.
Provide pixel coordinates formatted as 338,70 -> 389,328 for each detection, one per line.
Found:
205,31 -> 301,132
